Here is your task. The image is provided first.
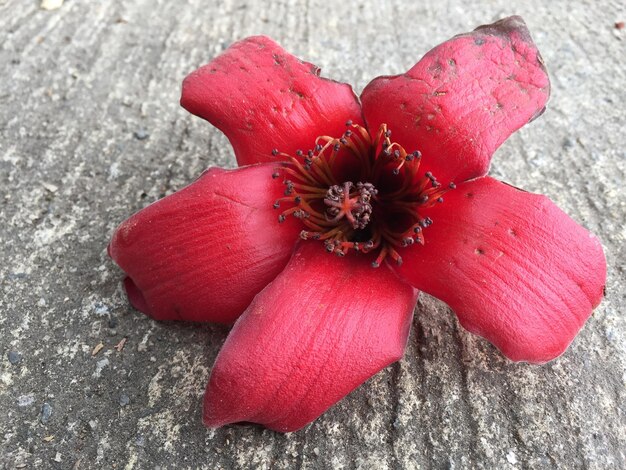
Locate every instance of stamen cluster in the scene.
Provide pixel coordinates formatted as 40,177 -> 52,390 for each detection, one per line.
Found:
271,121 -> 454,267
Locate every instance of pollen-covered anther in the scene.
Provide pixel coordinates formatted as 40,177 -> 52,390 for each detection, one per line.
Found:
402,237 -> 415,247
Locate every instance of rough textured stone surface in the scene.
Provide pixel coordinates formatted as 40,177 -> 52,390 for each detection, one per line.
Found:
0,1 -> 624,468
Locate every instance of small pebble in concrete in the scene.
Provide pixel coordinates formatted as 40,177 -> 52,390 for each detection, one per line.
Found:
91,342 -> 104,356
7,272 -> 27,281
134,128 -> 149,140
41,403 -> 52,424
40,0 -> 64,11
562,137 -> 575,150
119,394 -> 130,407
17,394 -> 35,407
507,450 -> 518,464
8,351 -> 22,365
114,337 -> 127,352
42,182 -> 58,193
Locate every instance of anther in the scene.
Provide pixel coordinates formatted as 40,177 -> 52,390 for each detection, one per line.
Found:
296,150 -> 303,156
449,182 -> 457,189
273,201 -> 280,209
272,149 -> 279,156
345,120 -> 353,126
437,197 -> 444,203
283,180 -> 295,196
278,214 -> 286,223
272,171 -> 280,179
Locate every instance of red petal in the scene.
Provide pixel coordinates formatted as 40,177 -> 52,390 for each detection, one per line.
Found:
181,36 -> 364,166
108,164 -> 300,324
396,177 -> 606,363
361,16 -> 550,184
204,243 -> 418,432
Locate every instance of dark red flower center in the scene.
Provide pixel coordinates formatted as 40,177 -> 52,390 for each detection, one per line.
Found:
272,122 -> 454,267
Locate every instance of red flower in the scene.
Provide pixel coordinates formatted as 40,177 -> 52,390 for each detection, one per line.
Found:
109,16 -> 606,432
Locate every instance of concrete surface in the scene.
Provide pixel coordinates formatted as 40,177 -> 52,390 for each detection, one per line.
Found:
0,0 -> 624,468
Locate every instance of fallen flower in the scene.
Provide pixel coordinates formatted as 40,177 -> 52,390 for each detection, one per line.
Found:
108,16 -> 606,432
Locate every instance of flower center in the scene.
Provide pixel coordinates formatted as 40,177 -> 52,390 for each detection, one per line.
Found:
271,122 -> 454,267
